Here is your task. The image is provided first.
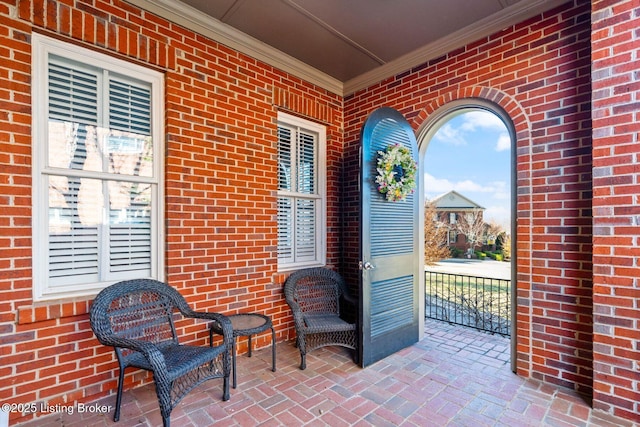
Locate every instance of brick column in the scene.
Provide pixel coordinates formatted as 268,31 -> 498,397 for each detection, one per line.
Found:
591,0 -> 640,421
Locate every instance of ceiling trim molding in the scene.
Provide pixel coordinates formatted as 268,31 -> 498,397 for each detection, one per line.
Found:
343,0 -> 568,96
126,0 -> 344,95
127,0 -> 566,98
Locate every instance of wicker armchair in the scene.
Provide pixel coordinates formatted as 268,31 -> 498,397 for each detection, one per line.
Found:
283,267 -> 357,370
89,279 -> 233,427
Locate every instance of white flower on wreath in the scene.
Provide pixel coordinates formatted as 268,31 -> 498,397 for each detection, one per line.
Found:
375,143 -> 417,202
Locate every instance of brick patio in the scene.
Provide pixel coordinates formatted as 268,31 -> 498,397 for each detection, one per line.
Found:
20,319 -> 634,427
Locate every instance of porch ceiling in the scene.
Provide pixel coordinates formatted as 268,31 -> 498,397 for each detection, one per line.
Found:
129,0 -> 567,95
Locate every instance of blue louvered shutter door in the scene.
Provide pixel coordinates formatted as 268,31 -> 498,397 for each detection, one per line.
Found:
359,107 -> 420,367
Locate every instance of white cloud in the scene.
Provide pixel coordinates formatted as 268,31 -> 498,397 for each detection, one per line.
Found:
432,123 -> 467,146
424,173 -> 455,195
486,180 -> 509,200
459,110 -> 506,132
434,111 -> 510,152
455,179 -> 489,193
495,133 -> 511,152
484,205 -> 511,227
424,173 -> 508,198
424,174 -> 511,224
461,111 -> 511,152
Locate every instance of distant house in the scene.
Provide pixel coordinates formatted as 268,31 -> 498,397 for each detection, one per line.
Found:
430,191 -> 485,252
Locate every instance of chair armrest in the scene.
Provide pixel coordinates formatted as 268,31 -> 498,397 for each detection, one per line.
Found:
283,285 -> 305,327
98,336 -> 168,373
283,298 -> 307,331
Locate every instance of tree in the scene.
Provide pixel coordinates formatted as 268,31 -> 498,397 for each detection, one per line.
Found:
455,208 -> 485,255
502,233 -> 512,260
484,220 -> 504,250
424,202 -> 450,265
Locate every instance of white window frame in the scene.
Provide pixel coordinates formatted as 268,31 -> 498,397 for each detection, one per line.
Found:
31,34 -> 165,301
276,112 -> 326,270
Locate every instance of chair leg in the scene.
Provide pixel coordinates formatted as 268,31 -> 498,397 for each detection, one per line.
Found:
223,376 -> 230,401
162,415 -> 170,427
270,326 -> 276,372
114,367 -> 125,422
298,333 -> 306,370
232,337 -> 237,389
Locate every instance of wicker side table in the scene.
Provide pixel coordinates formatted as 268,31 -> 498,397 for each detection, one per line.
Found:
209,313 -> 276,389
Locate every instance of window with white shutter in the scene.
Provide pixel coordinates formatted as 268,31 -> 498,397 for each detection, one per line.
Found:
277,112 -> 326,269
32,34 -> 164,301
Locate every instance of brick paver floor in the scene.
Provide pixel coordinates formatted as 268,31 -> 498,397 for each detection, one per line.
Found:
19,319 -> 636,426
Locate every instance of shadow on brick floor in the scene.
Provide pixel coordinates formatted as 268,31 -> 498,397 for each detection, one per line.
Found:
18,318 -> 636,427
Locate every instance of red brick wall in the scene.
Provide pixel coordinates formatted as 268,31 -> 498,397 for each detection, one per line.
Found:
0,0 -> 342,424
344,0 -> 594,396
591,0 -> 640,422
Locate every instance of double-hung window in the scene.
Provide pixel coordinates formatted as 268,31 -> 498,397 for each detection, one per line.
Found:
277,112 -> 326,270
32,34 -> 164,301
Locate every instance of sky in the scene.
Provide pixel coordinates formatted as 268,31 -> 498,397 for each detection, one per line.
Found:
423,110 -> 511,228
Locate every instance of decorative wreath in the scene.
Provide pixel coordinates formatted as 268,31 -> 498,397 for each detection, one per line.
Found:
375,143 -> 417,202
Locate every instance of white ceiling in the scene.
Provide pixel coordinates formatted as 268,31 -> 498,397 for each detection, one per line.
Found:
128,0 -> 567,95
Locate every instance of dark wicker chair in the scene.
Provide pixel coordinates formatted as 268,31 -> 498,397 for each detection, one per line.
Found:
89,279 -> 233,427
283,267 -> 357,370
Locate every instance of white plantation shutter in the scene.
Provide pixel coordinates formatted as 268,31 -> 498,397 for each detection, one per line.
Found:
48,62 -> 98,125
107,78 -> 152,278
277,197 -> 293,262
33,34 -> 163,300
47,61 -> 102,286
278,127 -> 292,191
277,113 -> 325,268
295,198 -> 317,261
297,130 -> 315,194
46,65 -> 154,286
108,183 -> 152,275
48,183 -> 100,282
109,78 -> 152,135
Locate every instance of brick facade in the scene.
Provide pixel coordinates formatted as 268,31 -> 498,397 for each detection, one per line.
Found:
0,1 -> 343,424
0,0 -> 638,424
591,0 -> 640,420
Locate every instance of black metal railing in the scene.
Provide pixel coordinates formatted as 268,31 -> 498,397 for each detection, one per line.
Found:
425,271 -> 511,336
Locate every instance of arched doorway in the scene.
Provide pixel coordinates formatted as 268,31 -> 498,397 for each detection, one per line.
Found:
417,99 -> 517,372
